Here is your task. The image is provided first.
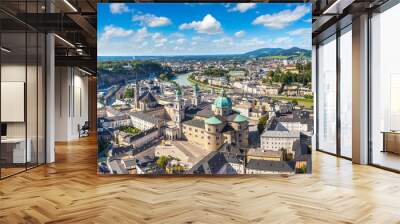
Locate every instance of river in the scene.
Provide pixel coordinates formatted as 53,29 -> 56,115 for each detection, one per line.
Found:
172,72 -> 193,87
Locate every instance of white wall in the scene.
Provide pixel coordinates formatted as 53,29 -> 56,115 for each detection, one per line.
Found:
55,67 -> 89,141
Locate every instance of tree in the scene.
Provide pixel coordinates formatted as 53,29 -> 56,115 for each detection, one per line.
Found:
203,68 -> 228,78
267,70 -> 274,78
124,88 -> 134,98
159,73 -> 172,81
257,116 -> 269,134
157,156 -> 168,169
304,95 -> 313,99
119,126 -> 141,135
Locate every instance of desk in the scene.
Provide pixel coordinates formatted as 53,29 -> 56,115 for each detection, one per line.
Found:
382,131 -> 400,154
1,138 -> 31,163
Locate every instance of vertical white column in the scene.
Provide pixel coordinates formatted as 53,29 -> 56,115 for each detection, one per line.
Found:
352,14 -> 369,164
46,33 -> 55,163
45,0 -> 55,163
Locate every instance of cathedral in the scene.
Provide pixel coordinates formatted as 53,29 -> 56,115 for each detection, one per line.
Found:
133,80 -> 161,112
180,88 -> 249,151
134,80 -> 250,152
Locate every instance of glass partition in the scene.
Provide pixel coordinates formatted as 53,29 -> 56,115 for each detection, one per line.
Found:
370,3 -> 400,171
0,1 -> 46,179
1,30 -> 28,177
27,31 -> 38,169
317,35 -> 337,154
339,26 -> 352,158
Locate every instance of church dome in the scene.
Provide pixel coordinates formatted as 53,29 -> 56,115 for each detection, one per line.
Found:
233,114 -> 248,123
214,89 -> 232,109
205,116 -> 223,125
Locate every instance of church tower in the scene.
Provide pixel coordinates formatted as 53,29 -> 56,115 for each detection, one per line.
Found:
191,83 -> 201,107
174,88 -> 185,123
134,80 -> 140,110
174,88 -> 185,139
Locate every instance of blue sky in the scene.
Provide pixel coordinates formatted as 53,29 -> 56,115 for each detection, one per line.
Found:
98,3 -> 312,56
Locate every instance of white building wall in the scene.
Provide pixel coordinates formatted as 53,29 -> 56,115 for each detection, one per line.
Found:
54,67 -> 89,141
261,136 -> 299,152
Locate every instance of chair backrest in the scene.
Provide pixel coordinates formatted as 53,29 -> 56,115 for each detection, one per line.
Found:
83,121 -> 90,129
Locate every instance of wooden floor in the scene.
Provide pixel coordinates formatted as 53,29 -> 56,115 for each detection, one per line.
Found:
1,136 -> 400,224
372,150 -> 400,171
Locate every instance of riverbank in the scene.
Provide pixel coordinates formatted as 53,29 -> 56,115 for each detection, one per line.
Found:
171,72 -> 193,87
187,74 -> 233,91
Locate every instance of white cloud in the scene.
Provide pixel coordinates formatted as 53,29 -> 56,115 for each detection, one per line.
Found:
152,33 -> 167,45
213,37 -> 234,47
109,3 -> 129,14
234,30 -> 246,38
274,37 -> 293,45
157,38 -> 168,44
179,14 -> 222,35
173,46 -> 185,51
192,36 -> 205,41
252,5 -> 310,29
170,33 -> 185,39
101,25 -> 133,40
136,27 -> 149,41
176,38 -> 187,44
152,33 -> 162,40
240,37 -> 266,48
229,3 -> 256,13
287,28 -> 310,36
132,13 -> 172,27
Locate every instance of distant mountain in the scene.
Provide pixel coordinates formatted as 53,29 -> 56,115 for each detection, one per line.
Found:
100,47 -> 311,62
243,47 -> 311,58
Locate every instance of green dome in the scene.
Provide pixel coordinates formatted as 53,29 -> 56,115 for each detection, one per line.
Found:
205,116 -> 222,125
233,114 -> 248,123
214,88 -> 232,109
175,88 -> 182,97
214,96 -> 232,108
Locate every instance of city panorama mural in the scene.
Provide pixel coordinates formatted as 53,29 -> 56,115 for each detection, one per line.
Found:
97,3 -> 313,175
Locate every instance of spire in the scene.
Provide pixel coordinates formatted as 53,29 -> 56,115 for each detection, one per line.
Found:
175,88 -> 182,100
193,83 -> 200,93
134,78 -> 140,109
220,88 -> 226,96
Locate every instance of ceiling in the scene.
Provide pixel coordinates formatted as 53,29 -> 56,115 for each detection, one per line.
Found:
0,0 -> 97,74
312,0 -> 390,44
